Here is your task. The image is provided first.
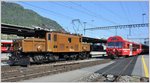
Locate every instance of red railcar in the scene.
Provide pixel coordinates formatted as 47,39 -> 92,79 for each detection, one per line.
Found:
1,40 -> 13,53
106,36 -> 142,59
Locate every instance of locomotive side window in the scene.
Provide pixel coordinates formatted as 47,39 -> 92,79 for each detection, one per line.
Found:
54,34 -> 57,41
48,34 -> 51,40
68,38 -> 72,43
79,38 -> 81,42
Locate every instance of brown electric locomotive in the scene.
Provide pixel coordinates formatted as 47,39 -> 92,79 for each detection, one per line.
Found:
9,31 -> 91,66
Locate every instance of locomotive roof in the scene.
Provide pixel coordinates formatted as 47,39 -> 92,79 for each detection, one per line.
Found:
49,31 -> 82,36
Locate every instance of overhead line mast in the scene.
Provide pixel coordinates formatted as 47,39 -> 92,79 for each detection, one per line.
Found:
84,23 -> 149,36
84,23 -> 149,30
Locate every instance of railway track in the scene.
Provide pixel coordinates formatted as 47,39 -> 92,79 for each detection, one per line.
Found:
1,59 -> 111,82
1,58 -> 103,73
76,56 -> 149,82
96,56 -> 136,82
2,60 -> 75,73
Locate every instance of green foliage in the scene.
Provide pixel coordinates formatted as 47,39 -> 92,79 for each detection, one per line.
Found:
2,1 -> 65,31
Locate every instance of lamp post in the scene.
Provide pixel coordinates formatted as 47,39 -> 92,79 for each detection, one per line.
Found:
142,13 -> 146,23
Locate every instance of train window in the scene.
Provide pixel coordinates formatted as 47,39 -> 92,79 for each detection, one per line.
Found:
127,44 -> 129,48
107,42 -> 123,48
107,42 -> 114,48
133,44 -> 138,49
54,34 -> 57,41
137,45 -> 140,48
79,38 -> 82,42
68,38 -> 71,43
1,43 -> 11,47
138,45 -> 139,48
116,42 -> 122,48
48,34 -> 51,40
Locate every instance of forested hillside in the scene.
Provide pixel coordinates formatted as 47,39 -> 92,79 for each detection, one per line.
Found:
2,1 -> 65,31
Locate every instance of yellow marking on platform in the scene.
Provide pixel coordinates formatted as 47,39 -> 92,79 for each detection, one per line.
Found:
142,55 -> 149,78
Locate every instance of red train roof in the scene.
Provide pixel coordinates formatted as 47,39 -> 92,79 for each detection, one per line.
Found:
107,36 -> 142,45
1,40 -> 13,43
107,36 -> 125,42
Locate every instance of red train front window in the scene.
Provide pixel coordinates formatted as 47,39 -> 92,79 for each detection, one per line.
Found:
107,42 -> 123,48
1,43 -> 11,47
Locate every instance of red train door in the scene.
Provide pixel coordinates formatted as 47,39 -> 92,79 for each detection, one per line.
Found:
129,43 -> 133,56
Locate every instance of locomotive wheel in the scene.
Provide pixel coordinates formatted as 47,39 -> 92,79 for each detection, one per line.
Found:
64,55 -> 69,60
9,56 -> 18,66
74,54 -> 78,60
79,53 -> 86,60
32,57 -> 36,63
75,55 -> 79,60
72,55 -> 77,60
9,57 -> 14,66
68,54 -> 75,60
18,56 -> 30,66
53,55 -> 59,61
34,56 -> 39,63
48,55 -> 54,61
46,54 -> 53,62
33,55 -> 43,63
79,54 -> 83,60
85,52 -> 91,59
75,54 -> 79,60
83,52 -> 87,59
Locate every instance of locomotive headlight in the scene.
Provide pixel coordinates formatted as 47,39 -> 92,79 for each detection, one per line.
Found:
18,47 -> 22,51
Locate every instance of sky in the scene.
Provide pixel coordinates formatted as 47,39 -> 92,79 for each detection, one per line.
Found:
13,1 -> 149,43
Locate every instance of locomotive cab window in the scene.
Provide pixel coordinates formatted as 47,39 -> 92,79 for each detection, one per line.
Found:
54,34 -> 57,41
48,34 -> 51,40
68,38 -> 72,43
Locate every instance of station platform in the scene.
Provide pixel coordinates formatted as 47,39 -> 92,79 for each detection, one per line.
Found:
132,54 -> 149,78
21,54 -> 149,82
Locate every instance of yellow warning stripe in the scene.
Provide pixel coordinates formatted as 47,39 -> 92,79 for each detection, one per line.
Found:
142,55 -> 149,78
